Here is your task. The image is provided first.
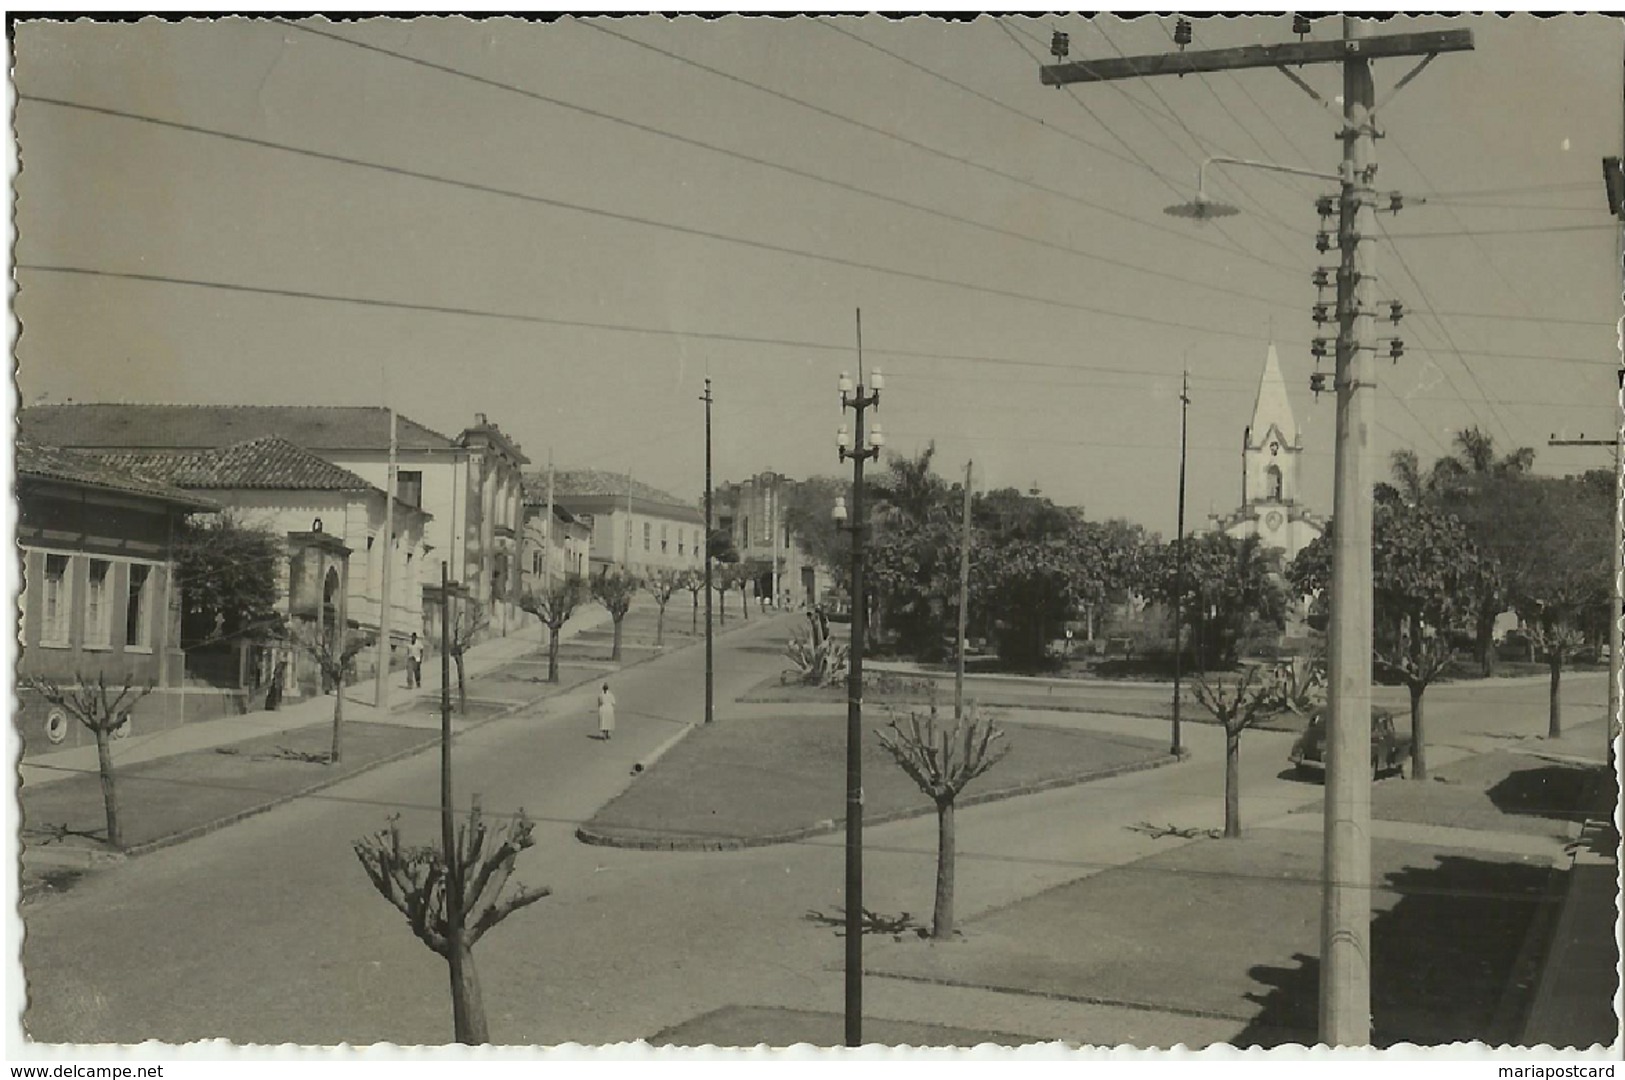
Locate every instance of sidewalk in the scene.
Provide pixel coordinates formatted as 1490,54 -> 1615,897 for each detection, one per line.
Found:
18,603 -> 612,790
1521,801 -> 1621,1048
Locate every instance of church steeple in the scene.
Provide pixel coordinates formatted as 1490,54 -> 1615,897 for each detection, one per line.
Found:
1242,343 -> 1301,506
1246,342 -> 1298,451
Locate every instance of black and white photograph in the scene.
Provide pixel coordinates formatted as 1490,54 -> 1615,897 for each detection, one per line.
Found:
7,10 -> 1623,1059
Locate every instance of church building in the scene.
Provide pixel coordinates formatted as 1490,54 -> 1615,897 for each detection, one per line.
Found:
1210,343 -> 1325,564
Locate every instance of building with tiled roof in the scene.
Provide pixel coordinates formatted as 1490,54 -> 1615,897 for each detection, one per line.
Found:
78,435 -> 433,653
526,468 -> 703,576
90,436 -> 377,493
17,441 -> 218,757
20,404 -> 533,654
17,438 -> 218,511
19,403 -> 458,453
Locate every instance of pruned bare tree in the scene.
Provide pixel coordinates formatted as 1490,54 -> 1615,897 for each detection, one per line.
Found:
590,570 -> 640,662
447,599 -> 489,713
288,623 -> 372,764
1191,666 -> 1284,838
876,699 -> 1009,939
520,578 -> 586,684
643,569 -> 681,647
353,797 -> 551,1043
22,672 -> 154,849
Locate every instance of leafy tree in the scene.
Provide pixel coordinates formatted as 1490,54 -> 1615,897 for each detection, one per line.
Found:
971,537 -> 1075,669
867,515 -> 962,660
1144,533 -> 1285,669
446,599 -> 489,714
643,569 -> 681,646
591,570 -> 640,661
1288,495 -> 1490,779
877,699 -> 1008,938
519,578 -> 587,683
22,672 -> 153,848
1191,666 -> 1285,838
1427,430 -> 1538,674
289,623 -> 371,765
354,798 -> 550,1043
172,512 -> 284,647
1507,477 -> 1612,737
781,475 -> 848,579
707,528 -> 739,565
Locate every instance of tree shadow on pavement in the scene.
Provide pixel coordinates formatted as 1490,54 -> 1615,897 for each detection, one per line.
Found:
1233,854 -> 1557,1048
1485,763 -> 1600,824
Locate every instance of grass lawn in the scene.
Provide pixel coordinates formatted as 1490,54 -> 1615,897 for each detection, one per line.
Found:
865,828 -> 1557,1048
740,673 -> 1308,733
21,720 -> 438,855
582,712 -> 1172,847
650,1005 -> 1031,1048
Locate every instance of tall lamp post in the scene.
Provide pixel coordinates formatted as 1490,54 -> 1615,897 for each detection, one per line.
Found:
1171,368 -> 1190,757
831,317 -> 883,1050
701,378 -> 715,725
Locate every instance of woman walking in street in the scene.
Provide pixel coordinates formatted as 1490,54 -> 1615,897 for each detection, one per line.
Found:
597,682 -> 617,741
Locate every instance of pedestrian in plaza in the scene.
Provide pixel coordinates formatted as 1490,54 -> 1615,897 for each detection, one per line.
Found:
406,632 -> 424,689
597,682 -> 617,740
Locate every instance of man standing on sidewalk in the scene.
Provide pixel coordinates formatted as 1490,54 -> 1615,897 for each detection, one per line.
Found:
406,632 -> 424,689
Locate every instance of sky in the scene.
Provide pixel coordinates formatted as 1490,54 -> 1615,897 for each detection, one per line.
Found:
12,13 -> 1623,537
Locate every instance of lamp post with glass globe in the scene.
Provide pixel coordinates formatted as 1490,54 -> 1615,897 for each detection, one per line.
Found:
832,354 -> 883,1049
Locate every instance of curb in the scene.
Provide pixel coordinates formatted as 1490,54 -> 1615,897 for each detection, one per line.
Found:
574,747 -> 1186,852
631,723 -> 699,776
734,692 -> 1305,733
862,967 -> 1257,1025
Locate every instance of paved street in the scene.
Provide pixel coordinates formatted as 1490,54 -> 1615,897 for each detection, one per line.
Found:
20,601 -> 1607,1046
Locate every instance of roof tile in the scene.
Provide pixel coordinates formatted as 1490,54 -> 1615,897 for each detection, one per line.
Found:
19,403 -> 459,453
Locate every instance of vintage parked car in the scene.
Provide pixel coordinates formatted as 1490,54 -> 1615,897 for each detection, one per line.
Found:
1289,706 -> 1410,780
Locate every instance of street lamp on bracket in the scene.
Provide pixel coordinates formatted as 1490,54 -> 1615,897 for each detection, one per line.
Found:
1165,155 -> 1342,222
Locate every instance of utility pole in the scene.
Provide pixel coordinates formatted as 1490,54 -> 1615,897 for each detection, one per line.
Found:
1172,369 -> 1189,757
375,406 -> 398,712
702,378 -> 715,725
956,460 -> 973,720
624,470 -> 634,571
833,309 -> 884,1047
1040,15 -> 1473,1046
1321,18 -> 1379,1042
1604,142 -> 1625,777
543,449 -> 554,587
438,561 -> 466,1040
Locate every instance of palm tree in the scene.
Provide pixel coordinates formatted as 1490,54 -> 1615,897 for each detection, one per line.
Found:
1428,427 -> 1537,674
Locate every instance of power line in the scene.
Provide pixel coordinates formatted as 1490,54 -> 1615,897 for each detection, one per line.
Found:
1384,223 -> 1615,239
19,96 -> 1280,341
1008,18 -> 1308,269
1376,217 -> 1521,447
28,261 -> 1614,383
577,18 -> 1302,277
1425,309 -> 1612,328
272,20 -> 1292,314
1385,133 -> 1616,450
815,19 -> 1153,177
1411,181 -> 1595,199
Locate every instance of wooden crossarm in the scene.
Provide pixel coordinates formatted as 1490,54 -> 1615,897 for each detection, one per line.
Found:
1040,28 -> 1473,86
